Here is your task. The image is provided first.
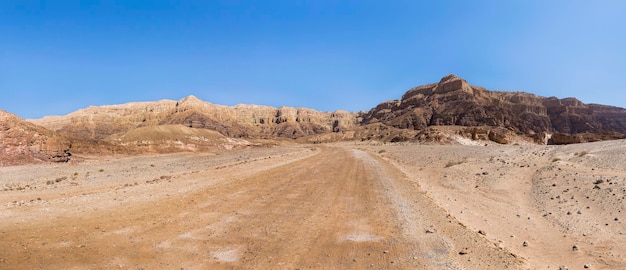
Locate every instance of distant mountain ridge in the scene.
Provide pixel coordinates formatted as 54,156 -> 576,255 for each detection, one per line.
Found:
25,96 -> 358,154
31,95 -> 358,140
2,74 -> 626,165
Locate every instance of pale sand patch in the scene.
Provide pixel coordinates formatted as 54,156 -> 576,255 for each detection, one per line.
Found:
210,248 -> 240,262
342,232 -> 383,242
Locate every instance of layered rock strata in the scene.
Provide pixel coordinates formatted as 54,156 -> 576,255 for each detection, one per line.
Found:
1,110 -> 70,165
362,74 -> 626,143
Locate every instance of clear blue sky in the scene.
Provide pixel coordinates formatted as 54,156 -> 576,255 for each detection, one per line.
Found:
1,1 -> 625,119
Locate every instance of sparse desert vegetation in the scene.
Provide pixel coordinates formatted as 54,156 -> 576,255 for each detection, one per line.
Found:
444,160 -> 465,168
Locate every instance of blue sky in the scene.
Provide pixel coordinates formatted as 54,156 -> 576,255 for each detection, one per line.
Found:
1,1 -> 625,119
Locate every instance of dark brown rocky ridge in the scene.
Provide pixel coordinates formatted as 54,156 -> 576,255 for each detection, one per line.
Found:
362,74 -> 626,144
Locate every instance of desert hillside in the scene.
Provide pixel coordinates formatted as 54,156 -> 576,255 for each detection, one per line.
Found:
0,110 -> 70,166
30,95 -> 358,141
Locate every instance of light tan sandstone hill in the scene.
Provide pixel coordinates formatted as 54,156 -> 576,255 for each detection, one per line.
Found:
30,95 -> 358,142
27,96 -> 358,154
0,110 -> 70,166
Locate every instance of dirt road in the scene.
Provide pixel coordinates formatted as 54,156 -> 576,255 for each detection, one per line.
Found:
0,147 -> 524,269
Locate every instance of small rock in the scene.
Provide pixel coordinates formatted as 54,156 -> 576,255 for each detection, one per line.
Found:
577,210 -> 582,214
382,250 -> 389,254
458,250 -> 468,255
572,245 -> 579,251
478,230 -> 486,235
559,265 -> 568,270
522,241 -> 529,247
584,263 -> 591,268
425,229 -> 436,234
615,217 -> 619,221
567,211 -> 572,215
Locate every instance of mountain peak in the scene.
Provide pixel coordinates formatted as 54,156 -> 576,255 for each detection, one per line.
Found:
435,74 -> 472,93
439,74 -> 463,83
178,95 -> 204,104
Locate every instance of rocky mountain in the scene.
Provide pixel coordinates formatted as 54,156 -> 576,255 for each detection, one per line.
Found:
0,110 -> 70,166
362,74 -> 626,144
28,96 -> 358,153
1,74 -> 622,164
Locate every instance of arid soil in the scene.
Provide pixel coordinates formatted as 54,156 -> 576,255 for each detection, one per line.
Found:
363,139 -> 626,269
2,140 -> 625,269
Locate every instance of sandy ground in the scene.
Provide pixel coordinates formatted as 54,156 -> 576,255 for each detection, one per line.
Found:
362,139 -> 626,269
1,140 -> 625,269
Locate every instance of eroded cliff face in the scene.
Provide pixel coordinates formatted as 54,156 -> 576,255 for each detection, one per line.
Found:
0,110 -> 70,166
544,97 -> 626,134
30,95 -> 359,142
362,74 -> 626,143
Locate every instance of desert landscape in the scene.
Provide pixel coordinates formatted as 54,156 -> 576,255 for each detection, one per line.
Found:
2,140 -> 626,269
2,75 -> 626,269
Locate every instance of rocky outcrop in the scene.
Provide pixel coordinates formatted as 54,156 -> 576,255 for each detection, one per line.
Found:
459,127 -> 512,144
362,75 -> 626,143
549,133 -> 585,145
1,110 -> 71,166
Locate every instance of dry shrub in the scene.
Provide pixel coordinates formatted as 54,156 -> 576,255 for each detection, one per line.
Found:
445,160 -> 464,168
